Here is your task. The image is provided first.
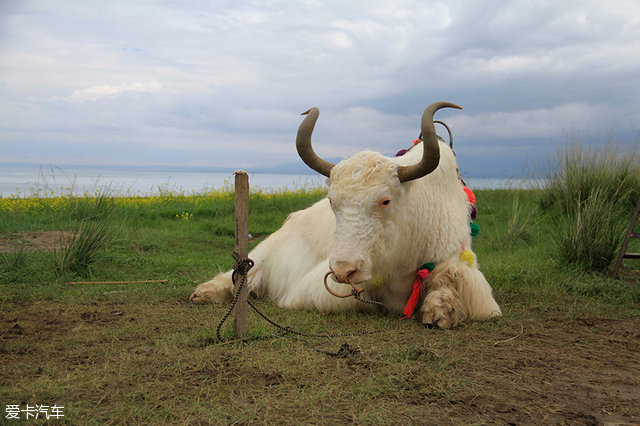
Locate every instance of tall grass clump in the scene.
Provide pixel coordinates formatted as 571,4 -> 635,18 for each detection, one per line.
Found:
553,188 -> 629,271
540,131 -> 639,271
540,131 -> 639,212
54,190 -> 118,277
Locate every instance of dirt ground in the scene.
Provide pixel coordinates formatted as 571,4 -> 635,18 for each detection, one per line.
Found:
2,299 -> 639,424
1,232 -> 639,423
0,231 -> 68,253
472,316 -> 639,424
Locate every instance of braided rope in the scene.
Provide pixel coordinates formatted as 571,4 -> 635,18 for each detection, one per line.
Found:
213,257 -> 394,357
215,252 -> 254,342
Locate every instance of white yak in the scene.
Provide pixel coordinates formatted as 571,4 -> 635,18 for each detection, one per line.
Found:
190,102 -> 501,328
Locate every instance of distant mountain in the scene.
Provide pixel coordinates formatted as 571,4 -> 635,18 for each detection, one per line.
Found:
249,158 -> 343,175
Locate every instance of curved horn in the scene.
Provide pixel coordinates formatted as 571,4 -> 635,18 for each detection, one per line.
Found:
434,120 -> 454,148
397,102 -> 462,183
296,108 -> 335,177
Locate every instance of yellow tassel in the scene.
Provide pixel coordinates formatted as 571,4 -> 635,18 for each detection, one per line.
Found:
460,250 -> 475,267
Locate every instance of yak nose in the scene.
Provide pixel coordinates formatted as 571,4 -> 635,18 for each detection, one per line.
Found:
330,259 -> 361,283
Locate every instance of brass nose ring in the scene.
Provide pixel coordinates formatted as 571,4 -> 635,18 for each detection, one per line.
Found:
323,271 -> 364,298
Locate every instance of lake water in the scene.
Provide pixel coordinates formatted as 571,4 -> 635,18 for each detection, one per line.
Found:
0,164 -> 538,198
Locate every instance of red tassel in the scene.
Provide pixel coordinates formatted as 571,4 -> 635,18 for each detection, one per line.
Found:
402,269 -> 431,319
402,278 -> 421,319
463,186 -> 476,204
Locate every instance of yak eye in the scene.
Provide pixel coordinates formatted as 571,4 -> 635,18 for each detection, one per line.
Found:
379,198 -> 391,207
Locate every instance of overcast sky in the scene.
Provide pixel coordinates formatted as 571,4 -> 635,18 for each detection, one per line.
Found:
1,0 -> 639,177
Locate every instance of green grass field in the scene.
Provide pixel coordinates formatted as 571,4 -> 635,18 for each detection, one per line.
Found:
1,184 -> 639,424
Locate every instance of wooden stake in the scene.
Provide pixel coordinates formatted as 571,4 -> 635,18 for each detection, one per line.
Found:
611,196 -> 640,278
233,170 -> 249,338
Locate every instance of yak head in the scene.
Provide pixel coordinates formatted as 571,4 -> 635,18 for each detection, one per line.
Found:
296,102 -> 462,284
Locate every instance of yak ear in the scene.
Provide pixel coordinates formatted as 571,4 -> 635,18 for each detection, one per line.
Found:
296,108 -> 335,177
397,102 -> 462,183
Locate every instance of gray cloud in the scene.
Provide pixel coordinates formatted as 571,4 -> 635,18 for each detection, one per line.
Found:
1,0 -> 639,176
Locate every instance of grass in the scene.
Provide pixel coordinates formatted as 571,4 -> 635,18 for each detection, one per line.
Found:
1,178 -> 639,423
539,130 -> 639,213
483,190 -> 539,250
539,132 -> 639,271
0,243 -> 28,283
552,188 -> 630,271
53,191 -> 119,278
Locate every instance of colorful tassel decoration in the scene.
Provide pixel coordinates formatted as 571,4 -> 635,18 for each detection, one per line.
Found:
470,204 -> 478,220
470,222 -> 480,237
460,250 -> 475,267
463,186 -> 476,204
403,263 -> 435,319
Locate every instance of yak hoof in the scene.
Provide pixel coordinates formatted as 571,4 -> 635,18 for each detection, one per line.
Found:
421,290 -> 456,329
421,309 -> 453,329
189,279 -> 233,304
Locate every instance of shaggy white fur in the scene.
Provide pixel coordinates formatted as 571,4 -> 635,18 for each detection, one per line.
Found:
189,140 -> 501,328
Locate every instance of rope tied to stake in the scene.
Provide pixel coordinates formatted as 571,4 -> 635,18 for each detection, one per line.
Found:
213,254 -> 390,357
231,251 -> 254,286
215,251 -> 254,342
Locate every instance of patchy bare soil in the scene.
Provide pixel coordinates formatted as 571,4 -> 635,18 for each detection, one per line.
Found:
470,317 -> 639,424
0,231 -> 69,252
1,297 -> 639,424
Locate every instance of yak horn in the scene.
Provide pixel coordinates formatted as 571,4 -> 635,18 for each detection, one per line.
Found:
296,108 -> 335,177
434,120 -> 454,148
397,102 -> 462,183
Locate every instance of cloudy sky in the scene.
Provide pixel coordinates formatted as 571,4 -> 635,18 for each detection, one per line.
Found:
1,0 -> 639,177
